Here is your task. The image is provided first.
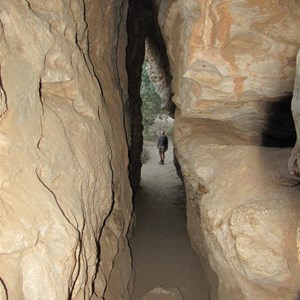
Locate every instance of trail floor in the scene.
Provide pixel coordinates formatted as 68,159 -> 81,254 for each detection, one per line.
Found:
130,140 -> 209,300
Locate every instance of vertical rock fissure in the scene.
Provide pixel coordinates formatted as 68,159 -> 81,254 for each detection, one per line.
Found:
0,66 -> 8,120
126,0 -> 172,188
0,277 -> 8,300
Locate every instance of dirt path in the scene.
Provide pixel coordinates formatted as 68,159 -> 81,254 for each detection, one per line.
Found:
130,140 -> 209,300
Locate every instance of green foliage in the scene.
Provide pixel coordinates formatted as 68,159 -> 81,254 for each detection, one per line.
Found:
143,129 -> 159,141
141,147 -> 150,163
140,62 -> 163,133
143,126 -> 173,142
164,126 -> 173,137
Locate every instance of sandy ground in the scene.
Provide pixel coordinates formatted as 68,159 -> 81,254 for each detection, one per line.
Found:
130,140 -> 209,300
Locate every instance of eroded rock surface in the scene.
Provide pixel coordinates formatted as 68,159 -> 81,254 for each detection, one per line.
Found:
0,1 -> 132,299
156,0 -> 299,145
175,129 -> 300,299
155,0 -> 300,299
2,0 -> 300,299
289,50 -> 300,179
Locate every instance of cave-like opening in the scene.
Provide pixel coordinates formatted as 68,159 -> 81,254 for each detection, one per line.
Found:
262,96 -> 297,147
126,0 -> 210,298
126,0 -> 173,189
141,40 -> 173,142
2,1 -> 300,299
126,0 -> 300,299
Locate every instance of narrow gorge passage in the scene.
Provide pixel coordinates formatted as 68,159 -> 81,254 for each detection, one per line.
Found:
130,140 -> 209,300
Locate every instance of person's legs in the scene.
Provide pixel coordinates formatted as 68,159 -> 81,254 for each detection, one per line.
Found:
161,151 -> 165,163
158,147 -> 162,162
158,147 -> 165,164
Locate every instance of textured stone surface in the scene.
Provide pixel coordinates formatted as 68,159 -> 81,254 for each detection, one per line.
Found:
174,123 -> 300,299
156,0 -> 299,145
0,0 -> 132,299
2,0 -> 300,299
155,0 -> 300,299
289,50 -> 300,179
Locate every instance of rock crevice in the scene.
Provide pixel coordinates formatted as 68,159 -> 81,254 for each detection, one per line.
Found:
1,1 -> 300,299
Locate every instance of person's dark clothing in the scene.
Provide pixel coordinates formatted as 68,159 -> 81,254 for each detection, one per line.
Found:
157,135 -> 168,149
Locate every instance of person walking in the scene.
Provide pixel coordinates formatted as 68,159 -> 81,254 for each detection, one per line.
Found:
157,130 -> 168,165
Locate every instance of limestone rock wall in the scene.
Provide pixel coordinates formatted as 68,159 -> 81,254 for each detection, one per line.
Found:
0,1 -> 132,299
155,0 -> 300,299
289,50 -> 300,179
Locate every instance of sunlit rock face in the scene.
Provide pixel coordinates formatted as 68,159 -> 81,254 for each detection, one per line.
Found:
0,1 -> 132,299
155,0 -> 300,299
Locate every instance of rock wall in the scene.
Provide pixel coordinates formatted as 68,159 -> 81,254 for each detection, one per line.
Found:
155,0 -> 300,299
0,1 -> 133,299
289,50 -> 300,179
2,0 -> 300,299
